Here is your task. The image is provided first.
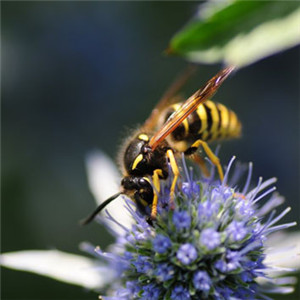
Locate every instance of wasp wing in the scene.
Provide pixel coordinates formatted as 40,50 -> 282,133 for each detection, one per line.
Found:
149,66 -> 235,150
142,64 -> 197,131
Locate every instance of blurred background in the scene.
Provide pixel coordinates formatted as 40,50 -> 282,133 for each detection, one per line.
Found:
2,1 -> 299,299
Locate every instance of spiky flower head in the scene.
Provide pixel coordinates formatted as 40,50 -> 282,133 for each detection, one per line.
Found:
83,156 -> 297,300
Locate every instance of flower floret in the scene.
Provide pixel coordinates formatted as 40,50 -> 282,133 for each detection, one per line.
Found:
152,234 -> 171,254
193,270 -> 211,292
200,228 -> 221,250
173,211 -> 191,230
176,243 -> 198,265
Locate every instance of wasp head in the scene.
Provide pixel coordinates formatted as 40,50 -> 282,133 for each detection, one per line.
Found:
123,133 -> 154,176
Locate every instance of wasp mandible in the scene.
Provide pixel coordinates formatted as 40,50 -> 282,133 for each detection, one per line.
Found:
82,66 -> 241,224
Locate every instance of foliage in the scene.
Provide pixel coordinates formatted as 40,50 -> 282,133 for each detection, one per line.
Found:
169,0 -> 300,67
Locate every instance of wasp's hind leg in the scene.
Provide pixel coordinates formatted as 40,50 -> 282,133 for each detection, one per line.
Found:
189,153 -> 211,178
185,140 -> 224,182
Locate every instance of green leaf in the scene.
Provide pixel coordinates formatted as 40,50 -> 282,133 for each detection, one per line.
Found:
169,0 -> 300,68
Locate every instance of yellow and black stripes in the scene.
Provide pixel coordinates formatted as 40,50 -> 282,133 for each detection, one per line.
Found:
163,100 -> 241,148
164,104 -> 190,141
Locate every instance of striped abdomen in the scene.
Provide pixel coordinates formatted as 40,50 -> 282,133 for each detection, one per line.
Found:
162,100 -> 241,151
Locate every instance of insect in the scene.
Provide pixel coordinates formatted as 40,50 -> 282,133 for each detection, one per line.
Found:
82,66 -> 241,225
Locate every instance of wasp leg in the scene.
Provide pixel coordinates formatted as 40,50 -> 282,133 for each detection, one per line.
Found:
191,153 -> 211,178
166,149 -> 180,209
186,140 -> 224,182
151,169 -> 162,219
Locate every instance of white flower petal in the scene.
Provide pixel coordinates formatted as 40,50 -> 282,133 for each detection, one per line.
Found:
265,231 -> 300,270
0,249 -> 112,289
85,150 -> 134,233
86,150 -> 121,205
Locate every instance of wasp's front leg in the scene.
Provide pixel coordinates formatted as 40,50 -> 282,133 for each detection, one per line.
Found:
166,149 -> 180,209
150,169 -> 163,220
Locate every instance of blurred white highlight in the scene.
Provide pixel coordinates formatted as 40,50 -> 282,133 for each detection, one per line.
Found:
85,150 -> 133,234
0,249 -> 111,289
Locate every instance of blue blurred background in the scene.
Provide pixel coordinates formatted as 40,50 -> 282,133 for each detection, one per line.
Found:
2,1 -> 299,299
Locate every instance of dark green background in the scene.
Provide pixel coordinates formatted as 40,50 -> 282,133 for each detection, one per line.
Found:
2,1 -> 299,299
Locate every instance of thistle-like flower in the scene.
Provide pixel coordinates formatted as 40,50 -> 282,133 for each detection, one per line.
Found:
81,155 -> 297,300
1,152 -> 299,300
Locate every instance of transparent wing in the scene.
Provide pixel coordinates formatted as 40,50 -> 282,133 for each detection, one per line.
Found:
142,64 -> 197,131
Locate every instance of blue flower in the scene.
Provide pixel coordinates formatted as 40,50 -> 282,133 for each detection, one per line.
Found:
133,255 -> 152,274
117,281 -> 141,299
182,181 -> 200,197
141,283 -> 160,299
85,156 -> 297,299
215,259 -> 227,273
200,228 -> 221,250
176,243 -> 198,265
225,250 -> 242,271
173,210 -> 191,230
226,220 -> 248,242
171,285 -> 190,300
155,263 -> 174,281
193,270 -> 211,292
1,153 -> 298,300
152,234 -> 171,254
198,200 -> 220,220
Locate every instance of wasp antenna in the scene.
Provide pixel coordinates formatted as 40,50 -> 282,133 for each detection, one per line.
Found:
80,192 -> 122,226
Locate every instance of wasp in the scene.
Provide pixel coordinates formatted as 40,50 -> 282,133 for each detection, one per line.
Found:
82,66 -> 241,224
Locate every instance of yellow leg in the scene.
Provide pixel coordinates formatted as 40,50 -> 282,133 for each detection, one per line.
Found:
151,169 -> 161,219
166,149 -> 180,208
190,140 -> 224,182
192,153 -> 210,178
